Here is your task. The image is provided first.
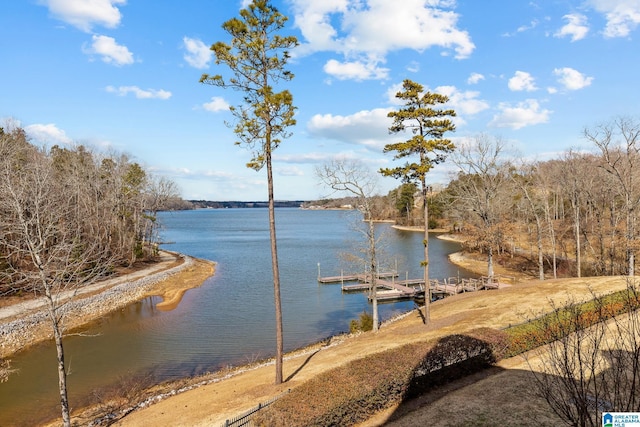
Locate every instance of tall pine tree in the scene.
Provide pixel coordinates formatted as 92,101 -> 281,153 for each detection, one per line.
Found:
201,0 -> 298,384
380,79 -> 456,324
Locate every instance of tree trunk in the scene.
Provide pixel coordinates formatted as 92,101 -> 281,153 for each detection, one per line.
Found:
45,289 -> 71,427
421,177 -> 430,324
549,217 -> 558,280
627,199 -> 635,277
368,218 -> 379,332
574,197 -> 581,278
266,147 -> 283,385
532,214 -> 544,281
487,246 -> 494,279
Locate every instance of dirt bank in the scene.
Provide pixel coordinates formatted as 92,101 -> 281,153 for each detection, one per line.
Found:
21,246 -> 623,426
0,252 -> 215,359
97,274 -> 629,427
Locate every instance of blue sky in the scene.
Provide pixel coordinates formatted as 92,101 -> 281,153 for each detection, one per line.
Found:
2,0 -> 639,201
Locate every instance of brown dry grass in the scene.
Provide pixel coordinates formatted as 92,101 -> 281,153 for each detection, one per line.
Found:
105,272 -> 629,427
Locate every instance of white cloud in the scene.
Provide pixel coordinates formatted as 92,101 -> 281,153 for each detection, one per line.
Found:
307,108 -> 393,149
291,0 -> 474,81
277,166 -> 305,176
84,34 -> 133,66
406,61 -> 420,73
275,150 -> 372,165
24,123 -> 73,145
105,85 -> 172,99
323,58 -> 389,81
555,13 -> 589,41
553,67 -> 594,90
588,0 -> 640,37
489,99 -> 551,130
508,71 -> 537,92
467,72 -> 485,85
503,19 -> 540,37
385,82 -> 405,105
43,0 -> 125,32
517,19 -> 540,33
435,85 -> 489,116
183,37 -> 213,69
275,152 -> 335,164
203,96 -> 230,112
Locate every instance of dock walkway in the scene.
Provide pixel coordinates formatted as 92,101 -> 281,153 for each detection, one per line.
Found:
320,271 -> 513,303
318,272 -> 398,284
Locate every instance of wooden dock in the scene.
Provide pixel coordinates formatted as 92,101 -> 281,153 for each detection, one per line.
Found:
320,270 -> 511,303
318,272 -> 399,284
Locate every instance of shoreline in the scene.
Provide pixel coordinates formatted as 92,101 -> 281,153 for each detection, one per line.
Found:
109,272 -> 631,426
6,242 -> 531,425
0,251 -> 215,359
391,225 -> 451,233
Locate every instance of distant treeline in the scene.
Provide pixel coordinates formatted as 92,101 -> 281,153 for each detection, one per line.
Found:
188,200 -> 307,209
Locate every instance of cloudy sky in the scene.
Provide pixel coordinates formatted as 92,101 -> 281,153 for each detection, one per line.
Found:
2,0 -> 639,200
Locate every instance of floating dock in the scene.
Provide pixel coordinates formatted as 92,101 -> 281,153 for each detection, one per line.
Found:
319,271 -> 513,303
318,272 -> 398,284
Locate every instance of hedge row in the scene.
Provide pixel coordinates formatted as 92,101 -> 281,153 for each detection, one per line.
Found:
504,287 -> 640,358
254,329 -> 506,427
254,288 -> 640,426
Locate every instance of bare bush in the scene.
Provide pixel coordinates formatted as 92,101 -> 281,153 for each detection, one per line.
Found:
527,284 -> 640,426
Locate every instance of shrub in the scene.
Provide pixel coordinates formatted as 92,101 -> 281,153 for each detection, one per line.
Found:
503,287 -> 640,358
349,311 -> 373,333
254,330 -> 502,427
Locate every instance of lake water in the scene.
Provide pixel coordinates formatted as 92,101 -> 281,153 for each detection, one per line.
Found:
0,208 -> 472,426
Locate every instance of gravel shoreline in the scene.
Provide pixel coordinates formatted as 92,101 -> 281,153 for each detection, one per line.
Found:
0,254 -> 193,359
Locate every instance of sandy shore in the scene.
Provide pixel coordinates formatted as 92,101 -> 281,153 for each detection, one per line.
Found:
8,243 -> 616,426
106,273 -> 630,427
0,251 -> 215,359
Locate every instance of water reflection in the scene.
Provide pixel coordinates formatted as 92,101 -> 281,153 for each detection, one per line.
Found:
0,209 -> 472,426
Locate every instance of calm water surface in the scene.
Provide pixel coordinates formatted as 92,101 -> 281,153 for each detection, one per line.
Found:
0,208 -> 472,426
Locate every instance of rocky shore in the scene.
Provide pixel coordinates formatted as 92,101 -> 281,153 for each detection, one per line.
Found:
0,253 -> 194,359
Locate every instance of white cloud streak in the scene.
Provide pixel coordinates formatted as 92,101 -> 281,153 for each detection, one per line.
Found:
307,108 -> 393,149
202,97 -> 230,112
291,0 -> 474,81
183,36 -> 213,69
508,71 -> 537,92
555,13 -> 589,41
553,67 -> 593,90
588,0 -> 640,38
24,123 -> 73,145
435,85 -> 489,116
43,0 -> 126,32
490,99 -> 551,130
467,72 -> 485,85
84,34 -> 133,66
323,58 -> 389,81
105,85 -> 172,99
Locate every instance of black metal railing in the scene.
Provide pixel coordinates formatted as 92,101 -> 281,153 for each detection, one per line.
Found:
221,389 -> 290,427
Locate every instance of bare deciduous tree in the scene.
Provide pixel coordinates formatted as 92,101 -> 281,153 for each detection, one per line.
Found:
511,162 -> 548,280
528,285 -> 640,426
586,116 -> 640,277
449,134 -> 512,280
0,135 -> 117,426
317,159 -> 383,332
